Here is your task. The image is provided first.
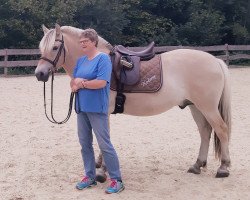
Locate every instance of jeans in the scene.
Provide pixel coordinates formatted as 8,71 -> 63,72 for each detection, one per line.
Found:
77,112 -> 122,180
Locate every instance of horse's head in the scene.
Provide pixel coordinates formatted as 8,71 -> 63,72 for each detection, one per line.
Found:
35,24 -> 66,82
35,24 -> 113,82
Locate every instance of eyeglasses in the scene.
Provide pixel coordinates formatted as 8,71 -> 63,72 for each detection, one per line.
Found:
79,39 -> 91,44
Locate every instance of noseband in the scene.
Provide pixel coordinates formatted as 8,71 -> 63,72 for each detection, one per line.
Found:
40,35 -> 75,124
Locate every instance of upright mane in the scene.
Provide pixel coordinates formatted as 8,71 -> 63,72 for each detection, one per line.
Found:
39,26 -> 113,54
39,29 -> 56,53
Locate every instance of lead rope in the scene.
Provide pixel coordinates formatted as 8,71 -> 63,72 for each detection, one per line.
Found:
43,72 -> 75,124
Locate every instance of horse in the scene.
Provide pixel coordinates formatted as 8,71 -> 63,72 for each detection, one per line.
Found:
35,24 -> 231,181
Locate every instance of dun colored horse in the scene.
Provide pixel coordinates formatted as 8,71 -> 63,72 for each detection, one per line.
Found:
35,24 -> 231,181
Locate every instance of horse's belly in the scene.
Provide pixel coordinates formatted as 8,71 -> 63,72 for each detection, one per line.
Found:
123,92 -> 175,116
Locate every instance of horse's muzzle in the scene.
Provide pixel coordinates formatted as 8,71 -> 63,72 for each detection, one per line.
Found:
35,70 -> 50,82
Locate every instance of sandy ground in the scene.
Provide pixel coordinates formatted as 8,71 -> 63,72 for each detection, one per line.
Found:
0,67 -> 250,200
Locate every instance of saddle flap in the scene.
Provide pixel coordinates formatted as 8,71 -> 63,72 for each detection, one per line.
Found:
112,51 -> 122,79
120,56 -> 140,85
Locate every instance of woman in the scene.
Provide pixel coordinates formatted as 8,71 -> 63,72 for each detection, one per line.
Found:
71,29 -> 124,194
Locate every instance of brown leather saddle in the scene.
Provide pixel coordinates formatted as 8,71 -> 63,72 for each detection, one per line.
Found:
110,42 -> 163,113
110,42 -> 162,92
115,41 -> 155,60
111,42 -> 155,85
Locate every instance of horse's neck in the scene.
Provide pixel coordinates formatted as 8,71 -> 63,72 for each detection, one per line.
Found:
62,35 -> 82,77
61,27 -> 111,77
61,29 -> 82,77
97,37 -> 112,54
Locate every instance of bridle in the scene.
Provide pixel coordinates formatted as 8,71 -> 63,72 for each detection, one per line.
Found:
40,35 -> 66,72
40,35 -> 75,124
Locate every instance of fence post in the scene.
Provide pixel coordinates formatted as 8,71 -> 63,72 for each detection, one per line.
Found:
4,49 -> 8,76
225,44 -> 229,65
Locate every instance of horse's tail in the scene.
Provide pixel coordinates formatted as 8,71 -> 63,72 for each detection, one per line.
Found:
214,59 -> 231,159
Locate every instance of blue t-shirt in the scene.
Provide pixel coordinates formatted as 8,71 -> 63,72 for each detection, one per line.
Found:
73,53 -> 112,113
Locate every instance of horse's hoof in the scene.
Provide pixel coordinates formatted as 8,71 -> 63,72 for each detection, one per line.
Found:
187,166 -> 201,174
96,174 -> 107,183
216,170 -> 229,178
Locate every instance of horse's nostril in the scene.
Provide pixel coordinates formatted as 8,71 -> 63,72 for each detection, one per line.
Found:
35,71 -> 49,82
35,71 -> 44,80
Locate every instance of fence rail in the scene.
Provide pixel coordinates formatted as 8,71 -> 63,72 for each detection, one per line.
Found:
1,44 -> 250,76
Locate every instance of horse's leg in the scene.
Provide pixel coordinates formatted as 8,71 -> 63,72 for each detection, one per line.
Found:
96,161 -> 107,183
202,110 -> 231,177
187,105 -> 212,174
95,152 -> 103,168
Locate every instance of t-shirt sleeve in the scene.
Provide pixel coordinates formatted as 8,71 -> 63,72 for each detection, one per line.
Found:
96,54 -> 112,83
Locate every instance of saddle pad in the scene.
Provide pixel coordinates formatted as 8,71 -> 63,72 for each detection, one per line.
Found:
110,55 -> 163,93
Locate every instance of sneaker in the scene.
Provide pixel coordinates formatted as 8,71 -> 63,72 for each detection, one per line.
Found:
76,176 -> 97,190
105,179 -> 125,194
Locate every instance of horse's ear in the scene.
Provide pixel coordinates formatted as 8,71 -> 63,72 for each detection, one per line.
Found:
55,23 -> 61,37
42,24 -> 49,35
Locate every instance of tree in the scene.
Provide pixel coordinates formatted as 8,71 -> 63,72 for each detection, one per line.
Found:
177,9 -> 225,45
74,0 -> 129,45
121,0 -> 174,46
202,0 -> 250,44
0,0 -> 79,48
0,0 -> 250,48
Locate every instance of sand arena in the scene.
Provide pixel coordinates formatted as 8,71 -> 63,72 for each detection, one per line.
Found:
0,67 -> 250,200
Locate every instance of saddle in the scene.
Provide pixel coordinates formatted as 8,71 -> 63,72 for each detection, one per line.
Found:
110,42 -> 163,114
111,42 -> 155,86
115,41 -> 155,60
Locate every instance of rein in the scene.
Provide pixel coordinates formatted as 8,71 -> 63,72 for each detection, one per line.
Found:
40,35 -> 76,124
43,72 -> 75,124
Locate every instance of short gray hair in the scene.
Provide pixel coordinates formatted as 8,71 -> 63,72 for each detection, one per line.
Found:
80,28 -> 99,47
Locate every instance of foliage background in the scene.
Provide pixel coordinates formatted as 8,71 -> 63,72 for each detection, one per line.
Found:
0,0 -> 250,48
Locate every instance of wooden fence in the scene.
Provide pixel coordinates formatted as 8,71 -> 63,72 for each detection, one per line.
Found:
0,49 -> 40,76
1,44 -> 250,76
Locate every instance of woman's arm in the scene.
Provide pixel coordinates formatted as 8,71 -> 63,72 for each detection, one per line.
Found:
81,79 -> 107,89
73,78 -> 106,90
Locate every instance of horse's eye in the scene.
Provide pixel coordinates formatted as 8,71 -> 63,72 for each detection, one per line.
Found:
53,46 -> 58,51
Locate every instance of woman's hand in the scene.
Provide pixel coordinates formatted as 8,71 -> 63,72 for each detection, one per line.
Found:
70,78 -> 88,92
70,78 -> 78,92
74,78 -> 87,89
70,78 -> 75,88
